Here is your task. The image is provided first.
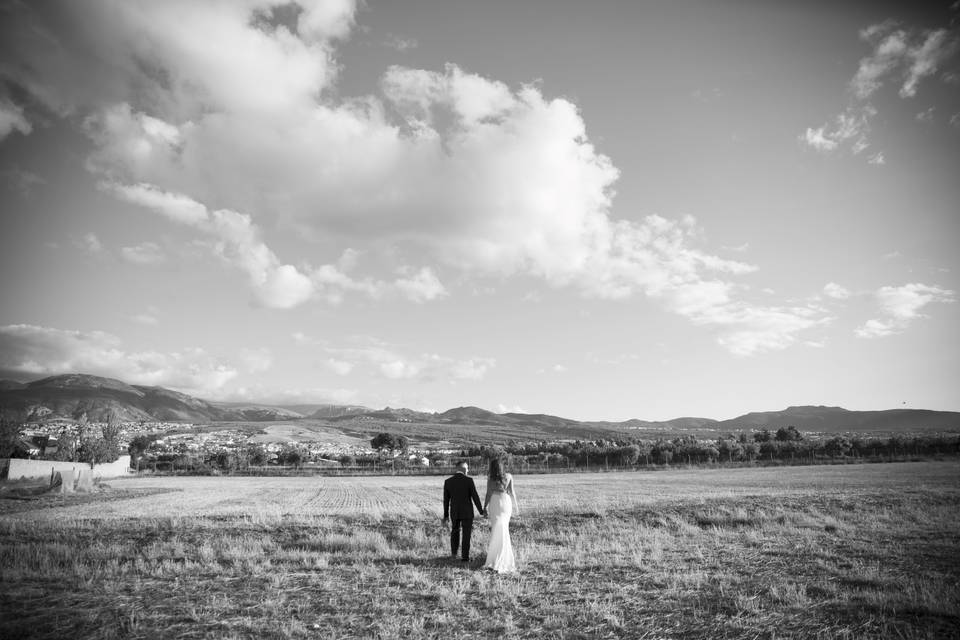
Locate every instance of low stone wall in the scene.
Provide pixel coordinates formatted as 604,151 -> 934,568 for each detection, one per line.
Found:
1,455 -> 131,482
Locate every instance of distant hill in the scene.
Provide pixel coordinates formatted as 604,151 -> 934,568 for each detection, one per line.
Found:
0,380 -> 27,392
301,405 -> 369,419
0,374 -> 298,423
1,374 -> 957,436
439,406 -> 504,425
717,405 -> 960,433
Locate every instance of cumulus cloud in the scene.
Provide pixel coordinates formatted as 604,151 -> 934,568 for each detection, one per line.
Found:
802,20 -> 959,161
394,267 -> 447,303
823,282 -> 852,300
104,181 -> 314,308
711,305 -> 829,357
0,324 -> 239,393
855,283 -> 955,338
3,1 -> 827,353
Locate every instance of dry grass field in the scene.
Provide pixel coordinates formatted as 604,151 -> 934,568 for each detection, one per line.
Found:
1,462 -> 959,639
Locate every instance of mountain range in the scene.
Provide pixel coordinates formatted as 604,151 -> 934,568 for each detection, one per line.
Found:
1,373 -> 958,435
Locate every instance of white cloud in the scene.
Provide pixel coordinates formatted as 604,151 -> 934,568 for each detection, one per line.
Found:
105,181 -> 208,226
496,404 -> 526,414
385,35 -> 418,52
239,347 -> 273,374
0,98 -> 32,140
121,241 -> 166,265
802,20 -> 959,161
0,324 -> 238,394
325,358 -> 354,376
3,1 -> 828,352
801,126 -> 839,152
75,232 -> 103,254
307,335 -> 495,382
209,384 -> 360,406
380,360 -> 420,380
394,267 -> 447,303
823,282 -> 852,300
131,310 -> 159,325
900,29 -> 956,98
106,181 -> 315,309
713,305 -> 827,357
450,358 -> 496,381
800,106 -> 874,156
855,283 -> 955,338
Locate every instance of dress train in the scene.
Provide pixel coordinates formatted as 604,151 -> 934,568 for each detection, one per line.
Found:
484,492 -> 516,573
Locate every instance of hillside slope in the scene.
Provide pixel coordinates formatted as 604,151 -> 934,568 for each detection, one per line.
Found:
1,374 -> 957,435
717,405 -> 960,433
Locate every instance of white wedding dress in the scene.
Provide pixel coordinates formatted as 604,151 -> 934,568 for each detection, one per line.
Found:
484,476 -> 517,573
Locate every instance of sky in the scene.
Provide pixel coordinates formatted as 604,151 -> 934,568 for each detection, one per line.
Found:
0,0 -> 958,422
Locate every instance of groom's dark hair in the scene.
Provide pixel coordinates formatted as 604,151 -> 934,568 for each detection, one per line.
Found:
456,461 -> 468,472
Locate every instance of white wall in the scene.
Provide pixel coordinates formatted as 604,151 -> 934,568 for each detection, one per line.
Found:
2,455 -> 131,482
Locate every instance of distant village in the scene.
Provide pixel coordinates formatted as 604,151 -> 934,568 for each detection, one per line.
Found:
16,419 -> 438,468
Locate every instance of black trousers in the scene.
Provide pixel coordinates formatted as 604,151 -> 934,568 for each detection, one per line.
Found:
450,517 -> 474,559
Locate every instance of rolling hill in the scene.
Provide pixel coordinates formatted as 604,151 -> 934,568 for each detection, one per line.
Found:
0,374 -> 302,423
1,374 -> 957,437
715,405 -> 960,433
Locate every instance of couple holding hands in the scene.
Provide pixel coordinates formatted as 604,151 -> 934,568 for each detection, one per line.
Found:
442,458 -> 519,573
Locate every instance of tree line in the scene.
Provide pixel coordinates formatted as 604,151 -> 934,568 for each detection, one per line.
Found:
452,427 -> 960,469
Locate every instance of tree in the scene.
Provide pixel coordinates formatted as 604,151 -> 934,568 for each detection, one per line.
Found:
246,445 -> 270,466
78,437 -> 115,466
370,432 -> 409,454
0,414 -> 24,458
776,426 -> 803,442
278,447 -> 303,468
717,438 -> 743,462
617,445 -> 641,466
52,428 -> 79,462
213,450 -> 237,472
753,429 -> 772,443
824,436 -> 852,458
102,411 -> 123,453
128,434 -> 159,470
77,415 -> 122,466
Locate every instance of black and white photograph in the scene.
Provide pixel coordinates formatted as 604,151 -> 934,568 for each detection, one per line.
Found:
1,1 -> 958,638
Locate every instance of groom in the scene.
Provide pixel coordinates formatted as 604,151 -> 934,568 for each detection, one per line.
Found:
442,461 -> 485,562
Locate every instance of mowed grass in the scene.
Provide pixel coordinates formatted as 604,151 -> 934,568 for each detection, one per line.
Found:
1,462 -> 958,639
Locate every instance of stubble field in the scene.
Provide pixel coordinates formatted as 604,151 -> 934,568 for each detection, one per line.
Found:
1,462 -> 959,639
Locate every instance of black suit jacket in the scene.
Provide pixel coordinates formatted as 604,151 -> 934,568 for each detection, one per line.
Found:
443,472 -> 483,520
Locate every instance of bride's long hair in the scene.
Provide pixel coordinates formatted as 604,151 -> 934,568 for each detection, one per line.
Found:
487,458 -> 507,491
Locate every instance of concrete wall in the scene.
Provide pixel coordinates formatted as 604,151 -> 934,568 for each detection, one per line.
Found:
2,455 -> 131,482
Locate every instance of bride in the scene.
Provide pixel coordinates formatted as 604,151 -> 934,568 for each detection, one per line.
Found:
482,458 -> 519,573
